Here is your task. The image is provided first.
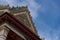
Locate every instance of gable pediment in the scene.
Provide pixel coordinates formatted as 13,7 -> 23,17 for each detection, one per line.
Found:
0,12 -> 41,40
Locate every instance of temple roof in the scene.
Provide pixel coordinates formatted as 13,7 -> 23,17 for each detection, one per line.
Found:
0,12 -> 41,40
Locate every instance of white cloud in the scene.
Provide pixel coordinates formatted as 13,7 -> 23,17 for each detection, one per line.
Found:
5,0 -> 19,7
56,36 -> 59,40
0,0 -> 8,5
26,0 -> 41,19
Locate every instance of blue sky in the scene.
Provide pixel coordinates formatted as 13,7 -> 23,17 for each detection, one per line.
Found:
0,0 -> 60,40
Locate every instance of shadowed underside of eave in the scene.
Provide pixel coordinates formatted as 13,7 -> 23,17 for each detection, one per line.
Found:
0,12 -> 41,40
6,30 -> 24,40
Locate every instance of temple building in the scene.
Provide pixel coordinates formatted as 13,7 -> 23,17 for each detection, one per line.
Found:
0,5 -> 41,40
